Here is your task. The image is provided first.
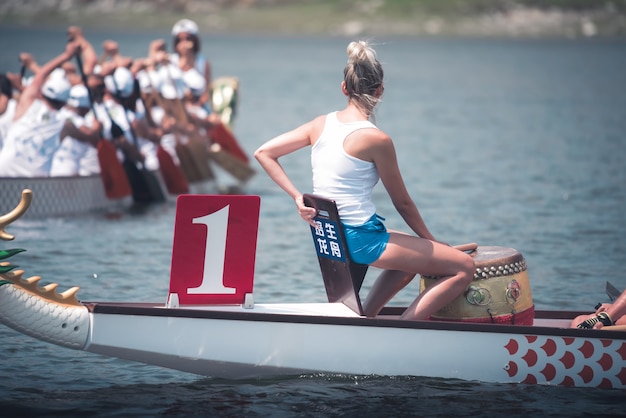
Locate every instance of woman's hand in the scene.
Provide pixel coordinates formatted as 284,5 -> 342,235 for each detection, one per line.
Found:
295,195 -> 317,227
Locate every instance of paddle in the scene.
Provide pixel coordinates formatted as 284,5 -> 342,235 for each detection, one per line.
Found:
136,78 -> 189,195
207,142 -> 256,183
162,64 -> 254,184
208,122 -> 249,164
75,54 -> 131,200
606,281 -> 621,302
159,65 -> 217,184
140,70 -> 213,187
109,72 -> 166,204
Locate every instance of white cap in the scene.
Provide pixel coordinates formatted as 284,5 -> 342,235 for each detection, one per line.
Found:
172,19 -> 198,36
67,84 -> 91,108
104,67 -> 135,98
182,69 -> 206,96
42,76 -> 71,102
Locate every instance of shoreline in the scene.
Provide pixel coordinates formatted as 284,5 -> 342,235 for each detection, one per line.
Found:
1,2 -> 625,39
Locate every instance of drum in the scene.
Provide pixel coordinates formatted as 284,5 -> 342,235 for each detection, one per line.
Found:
420,246 -> 534,325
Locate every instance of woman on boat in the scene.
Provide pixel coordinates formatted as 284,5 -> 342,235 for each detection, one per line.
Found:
170,19 -> 211,106
572,290 -> 626,329
255,40 -> 475,320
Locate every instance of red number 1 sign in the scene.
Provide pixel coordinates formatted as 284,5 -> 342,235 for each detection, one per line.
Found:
169,194 -> 261,305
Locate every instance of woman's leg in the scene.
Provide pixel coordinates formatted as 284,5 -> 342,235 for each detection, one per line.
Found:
372,232 -> 475,320
362,270 -> 415,317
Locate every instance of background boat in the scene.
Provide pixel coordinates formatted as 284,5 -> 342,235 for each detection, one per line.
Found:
0,74 -> 250,218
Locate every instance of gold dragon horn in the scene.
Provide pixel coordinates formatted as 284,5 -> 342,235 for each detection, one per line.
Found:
0,189 -> 33,241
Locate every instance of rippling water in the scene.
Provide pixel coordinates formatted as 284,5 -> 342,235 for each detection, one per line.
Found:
1,27 -> 625,416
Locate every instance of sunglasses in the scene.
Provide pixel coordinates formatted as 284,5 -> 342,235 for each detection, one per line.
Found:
175,35 -> 194,43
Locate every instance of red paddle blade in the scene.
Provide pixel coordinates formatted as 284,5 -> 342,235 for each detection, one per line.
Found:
97,139 -> 132,199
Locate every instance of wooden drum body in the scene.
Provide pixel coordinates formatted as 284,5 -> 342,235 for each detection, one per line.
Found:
420,246 -> 534,325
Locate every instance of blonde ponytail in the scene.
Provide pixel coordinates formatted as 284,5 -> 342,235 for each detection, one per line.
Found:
343,41 -> 384,116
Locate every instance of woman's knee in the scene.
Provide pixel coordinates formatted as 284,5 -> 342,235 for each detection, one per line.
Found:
457,253 -> 475,284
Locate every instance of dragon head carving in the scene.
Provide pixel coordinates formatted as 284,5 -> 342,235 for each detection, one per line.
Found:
0,189 -> 81,306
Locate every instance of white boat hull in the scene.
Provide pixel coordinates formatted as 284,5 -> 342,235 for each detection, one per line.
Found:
72,301 -> 625,388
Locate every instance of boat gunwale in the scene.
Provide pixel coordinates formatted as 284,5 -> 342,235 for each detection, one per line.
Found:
85,301 -> 626,340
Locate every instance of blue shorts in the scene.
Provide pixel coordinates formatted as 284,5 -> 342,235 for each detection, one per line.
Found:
342,214 -> 390,265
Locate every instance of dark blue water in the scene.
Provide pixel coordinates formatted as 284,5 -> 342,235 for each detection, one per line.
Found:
1,27 -> 625,416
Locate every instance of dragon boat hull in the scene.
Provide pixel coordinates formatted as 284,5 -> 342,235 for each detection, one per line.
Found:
0,285 -> 624,388
1,191 -> 624,389
82,303 -> 626,387
0,175 -> 132,218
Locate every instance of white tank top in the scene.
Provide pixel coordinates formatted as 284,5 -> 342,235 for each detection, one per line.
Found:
0,99 -> 67,177
311,112 -> 379,225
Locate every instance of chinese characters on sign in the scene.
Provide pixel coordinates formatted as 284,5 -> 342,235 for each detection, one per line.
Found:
311,218 -> 345,261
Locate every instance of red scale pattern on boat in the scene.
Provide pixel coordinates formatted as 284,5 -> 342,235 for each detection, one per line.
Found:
598,353 -> 613,371
541,339 -> 557,356
540,363 -> 557,380
504,337 -> 626,388
578,340 -> 594,358
505,339 -> 518,355
618,342 -> 626,360
559,351 -> 576,369
579,365 -> 594,383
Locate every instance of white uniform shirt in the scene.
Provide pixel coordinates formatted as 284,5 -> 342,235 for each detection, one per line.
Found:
0,99 -> 67,177
50,110 -> 100,177
0,98 -> 17,151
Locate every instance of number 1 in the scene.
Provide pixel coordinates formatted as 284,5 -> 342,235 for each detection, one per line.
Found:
187,205 -> 236,295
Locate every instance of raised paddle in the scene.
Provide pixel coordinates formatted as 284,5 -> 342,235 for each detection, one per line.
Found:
74,54 -> 131,200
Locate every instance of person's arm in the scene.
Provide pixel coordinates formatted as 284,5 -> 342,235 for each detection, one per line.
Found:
200,59 -> 212,105
185,107 -> 214,130
99,40 -> 120,64
254,118 -> 320,224
60,118 -> 102,147
0,94 -> 8,115
18,53 -> 40,75
571,286 -> 626,328
367,132 -> 437,241
67,26 -> 97,76
13,41 -> 81,122
134,115 -> 168,144
595,291 -> 626,327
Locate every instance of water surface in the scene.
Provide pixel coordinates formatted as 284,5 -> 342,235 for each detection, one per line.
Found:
1,28 -> 625,416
